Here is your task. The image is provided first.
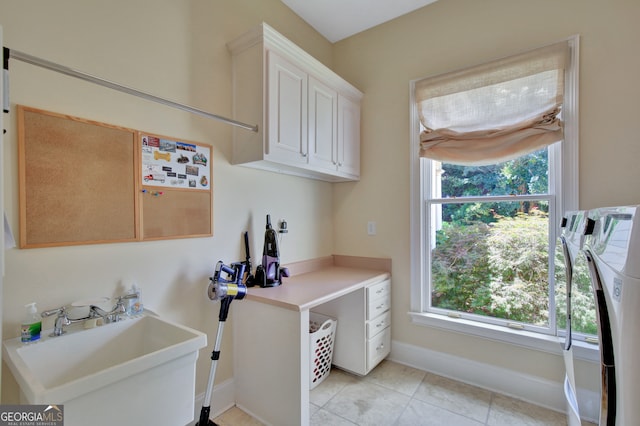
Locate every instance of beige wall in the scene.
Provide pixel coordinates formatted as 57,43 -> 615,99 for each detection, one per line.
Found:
332,0 -> 640,396
3,0 -> 639,410
0,0 -> 334,402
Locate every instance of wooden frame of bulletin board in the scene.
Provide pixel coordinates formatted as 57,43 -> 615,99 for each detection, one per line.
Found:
18,105 -> 213,248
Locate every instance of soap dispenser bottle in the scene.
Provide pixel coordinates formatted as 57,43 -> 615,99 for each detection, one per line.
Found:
21,302 -> 41,343
127,284 -> 143,315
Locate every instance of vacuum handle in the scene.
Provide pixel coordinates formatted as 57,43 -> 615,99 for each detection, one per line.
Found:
244,231 -> 251,260
216,261 -> 235,276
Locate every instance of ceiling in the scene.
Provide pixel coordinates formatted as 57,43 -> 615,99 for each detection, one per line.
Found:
281,0 -> 439,43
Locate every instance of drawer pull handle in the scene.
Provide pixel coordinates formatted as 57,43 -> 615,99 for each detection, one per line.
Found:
376,322 -> 384,328
376,304 -> 385,309
376,289 -> 383,294
376,343 -> 385,351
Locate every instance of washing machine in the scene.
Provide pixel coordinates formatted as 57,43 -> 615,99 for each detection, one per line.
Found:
556,210 -> 589,426
583,205 -> 640,425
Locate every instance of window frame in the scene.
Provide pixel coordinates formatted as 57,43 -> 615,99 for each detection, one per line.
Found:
408,35 -> 596,359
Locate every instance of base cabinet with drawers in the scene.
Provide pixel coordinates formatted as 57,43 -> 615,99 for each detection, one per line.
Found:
313,278 -> 391,375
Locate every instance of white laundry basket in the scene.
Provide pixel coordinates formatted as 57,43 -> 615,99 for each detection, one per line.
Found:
309,312 -> 337,389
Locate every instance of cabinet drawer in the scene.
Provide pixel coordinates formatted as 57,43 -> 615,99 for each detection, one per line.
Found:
366,311 -> 391,339
367,327 -> 391,369
366,279 -> 390,301
367,295 -> 390,321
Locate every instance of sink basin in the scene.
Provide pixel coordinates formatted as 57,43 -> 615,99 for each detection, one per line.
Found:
3,314 -> 207,426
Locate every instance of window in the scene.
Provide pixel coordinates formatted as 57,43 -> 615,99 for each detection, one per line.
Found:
427,150 -> 555,333
410,36 -> 583,346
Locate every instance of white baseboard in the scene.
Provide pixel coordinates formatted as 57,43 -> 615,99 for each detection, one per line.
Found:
189,378 -> 236,425
389,340 -> 599,424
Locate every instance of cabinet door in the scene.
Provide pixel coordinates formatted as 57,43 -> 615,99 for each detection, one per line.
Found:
337,95 -> 361,177
267,51 -> 308,164
308,77 -> 338,173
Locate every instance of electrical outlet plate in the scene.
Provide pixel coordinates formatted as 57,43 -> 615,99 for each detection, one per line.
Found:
367,221 -> 376,236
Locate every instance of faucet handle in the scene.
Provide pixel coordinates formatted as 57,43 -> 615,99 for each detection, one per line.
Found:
114,293 -> 138,310
117,293 -> 138,302
41,306 -> 67,318
41,306 -> 72,337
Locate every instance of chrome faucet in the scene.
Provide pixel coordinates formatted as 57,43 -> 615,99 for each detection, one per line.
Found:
41,306 -> 95,337
41,293 -> 139,337
89,293 -> 138,323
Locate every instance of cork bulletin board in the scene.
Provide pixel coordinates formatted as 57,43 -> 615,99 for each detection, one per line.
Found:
18,106 -> 213,248
139,133 -> 212,240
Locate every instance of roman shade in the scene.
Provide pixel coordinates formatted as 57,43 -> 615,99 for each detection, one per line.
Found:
416,41 -> 569,165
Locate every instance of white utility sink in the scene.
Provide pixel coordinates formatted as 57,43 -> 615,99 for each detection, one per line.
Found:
3,313 -> 207,426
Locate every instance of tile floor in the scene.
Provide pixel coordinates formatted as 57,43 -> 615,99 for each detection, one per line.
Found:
213,360 -> 595,426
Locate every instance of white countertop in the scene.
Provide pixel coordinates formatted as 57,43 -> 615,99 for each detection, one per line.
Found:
245,255 -> 391,311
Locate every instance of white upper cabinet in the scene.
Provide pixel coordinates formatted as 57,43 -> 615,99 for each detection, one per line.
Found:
267,51 -> 309,165
228,23 -> 362,182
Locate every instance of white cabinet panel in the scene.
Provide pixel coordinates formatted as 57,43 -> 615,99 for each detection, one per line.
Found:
367,295 -> 390,321
338,94 -> 361,177
367,311 -> 390,339
267,52 -> 308,164
367,327 -> 391,369
366,279 -> 390,301
308,76 -> 338,173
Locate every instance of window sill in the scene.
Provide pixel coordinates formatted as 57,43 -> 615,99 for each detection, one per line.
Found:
408,311 -> 599,363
